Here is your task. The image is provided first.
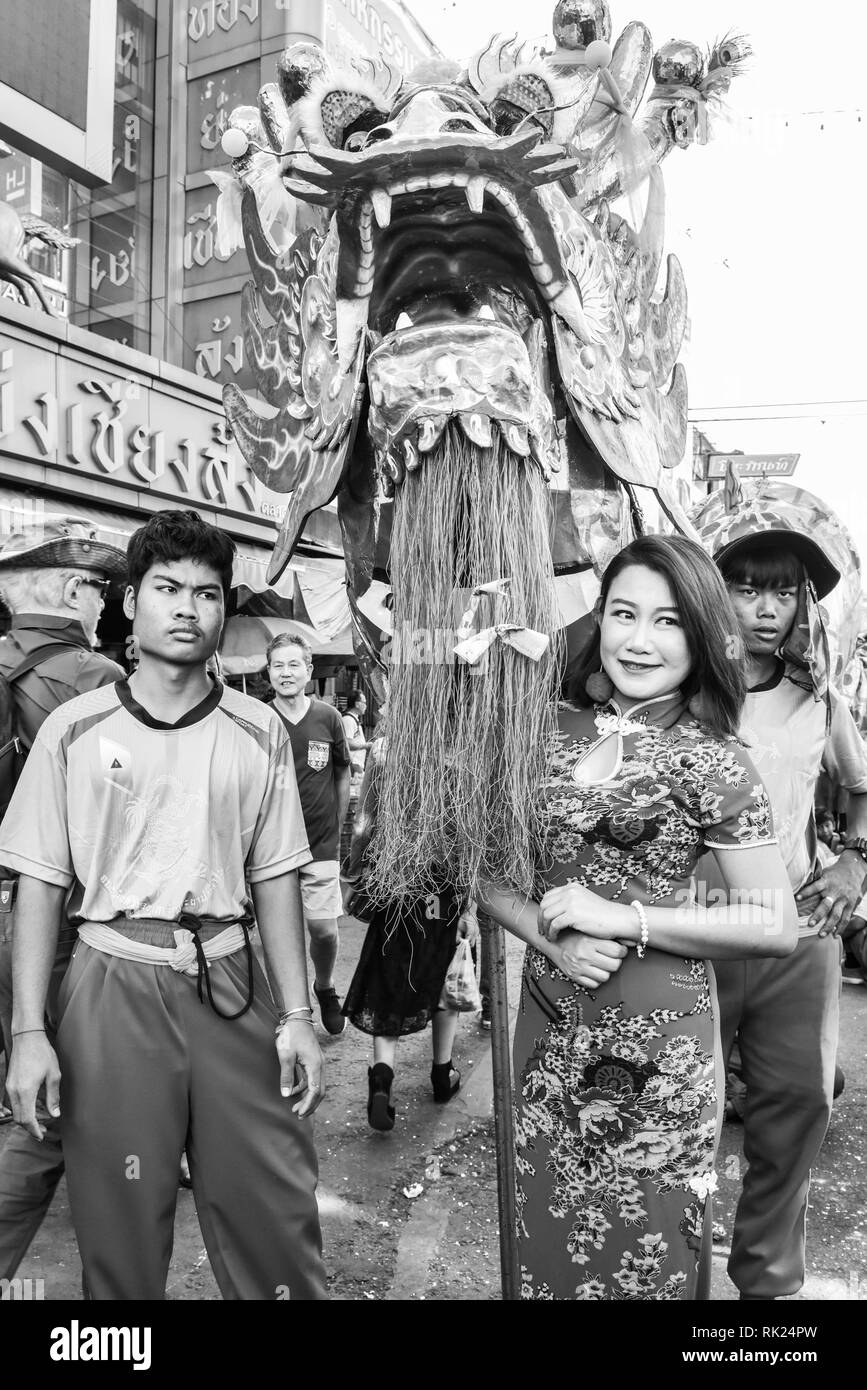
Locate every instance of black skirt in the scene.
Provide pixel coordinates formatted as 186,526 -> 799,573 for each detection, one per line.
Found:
343,887 -> 459,1037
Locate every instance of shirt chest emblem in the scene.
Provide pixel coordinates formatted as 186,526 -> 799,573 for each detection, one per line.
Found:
99,736 -> 132,778
307,740 -> 330,771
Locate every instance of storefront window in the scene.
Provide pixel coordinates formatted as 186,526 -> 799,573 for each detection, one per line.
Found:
0,0 -> 156,351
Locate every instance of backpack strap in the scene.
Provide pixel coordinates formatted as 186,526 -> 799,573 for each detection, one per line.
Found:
0,641 -> 84,765
3,642 -> 80,685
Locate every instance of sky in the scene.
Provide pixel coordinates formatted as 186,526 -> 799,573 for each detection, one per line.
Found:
407,0 -> 867,569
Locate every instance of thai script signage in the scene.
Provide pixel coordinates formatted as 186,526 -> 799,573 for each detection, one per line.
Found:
325,0 -> 438,76
0,328 -> 284,531
706,453 -> 800,479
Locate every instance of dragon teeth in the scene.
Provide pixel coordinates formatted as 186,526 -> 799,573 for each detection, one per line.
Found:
336,296 -> 370,372
417,414 -> 448,452
371,188 -> 392,228
385,451 -> 404,484
402,437 -> 421,472
458,412 -> 493,448
548,283 -> 593,344
466,176 -> 487,214
477,305 -> 496,321
395,311 -> 414,331
503,422 -> 531,456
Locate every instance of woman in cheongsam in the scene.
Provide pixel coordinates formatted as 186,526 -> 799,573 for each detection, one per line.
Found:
480,535 -> 798,1300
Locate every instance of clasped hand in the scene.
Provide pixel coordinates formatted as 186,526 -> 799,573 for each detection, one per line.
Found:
549,931 -> 628,989
537,884 -> 632,991
538,882 -> 632,942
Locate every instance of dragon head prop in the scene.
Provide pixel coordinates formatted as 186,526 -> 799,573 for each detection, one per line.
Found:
221,1 -> 750,899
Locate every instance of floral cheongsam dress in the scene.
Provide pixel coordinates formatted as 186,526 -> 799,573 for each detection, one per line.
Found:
514,693 -> 776,1300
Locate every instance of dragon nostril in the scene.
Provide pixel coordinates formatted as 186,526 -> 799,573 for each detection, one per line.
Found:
365,127 -> 394,146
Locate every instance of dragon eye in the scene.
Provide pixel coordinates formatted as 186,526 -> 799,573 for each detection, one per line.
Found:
489,72 -> 556,138
318,90 -> 387,150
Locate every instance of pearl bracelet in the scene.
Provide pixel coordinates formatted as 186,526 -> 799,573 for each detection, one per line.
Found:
631,900 -> 650,959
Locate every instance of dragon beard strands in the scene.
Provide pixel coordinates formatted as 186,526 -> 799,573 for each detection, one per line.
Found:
365,425 -> 559,902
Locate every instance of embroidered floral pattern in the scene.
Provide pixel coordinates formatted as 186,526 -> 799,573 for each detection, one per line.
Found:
516,701 -> 772,1300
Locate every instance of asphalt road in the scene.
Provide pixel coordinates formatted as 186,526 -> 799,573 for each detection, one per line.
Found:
2,921 -> 865,1301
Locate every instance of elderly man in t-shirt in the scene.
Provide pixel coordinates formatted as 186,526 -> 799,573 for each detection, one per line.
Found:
267,634 -> 351,1035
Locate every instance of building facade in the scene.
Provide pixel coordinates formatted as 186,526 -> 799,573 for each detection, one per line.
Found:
0,0 -> 439,674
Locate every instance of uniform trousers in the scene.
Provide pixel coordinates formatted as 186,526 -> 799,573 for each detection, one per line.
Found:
716,932 -> 841,1299
55,930 -> 327,1301
0,920 -> 72,1279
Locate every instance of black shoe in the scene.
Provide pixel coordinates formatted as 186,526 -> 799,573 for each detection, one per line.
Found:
367,1064 -> 395,1131
314,985 -> 346,1036
431,1060 -> 461,1103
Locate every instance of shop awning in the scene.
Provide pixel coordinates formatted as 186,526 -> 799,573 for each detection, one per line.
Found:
0,488 -> 351,626
220,615 -> 355,675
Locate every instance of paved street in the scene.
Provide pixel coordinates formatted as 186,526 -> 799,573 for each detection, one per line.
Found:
3,922 -> 866,1301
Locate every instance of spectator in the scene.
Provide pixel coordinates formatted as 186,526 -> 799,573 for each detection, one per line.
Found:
0,509 -> 326,1299
0,517 -> 125,1279
709,524 -> 867,1300
267,633 -> 351,1035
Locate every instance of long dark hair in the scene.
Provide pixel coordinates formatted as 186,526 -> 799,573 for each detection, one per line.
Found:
570,535 -> 747,739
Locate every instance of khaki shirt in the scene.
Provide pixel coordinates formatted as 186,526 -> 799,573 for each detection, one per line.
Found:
0,613 -> 124,752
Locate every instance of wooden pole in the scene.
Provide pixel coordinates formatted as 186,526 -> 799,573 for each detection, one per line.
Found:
481,911 -> 520,1300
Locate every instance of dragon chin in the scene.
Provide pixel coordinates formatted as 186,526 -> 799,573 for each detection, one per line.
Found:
366,317 -> 558,491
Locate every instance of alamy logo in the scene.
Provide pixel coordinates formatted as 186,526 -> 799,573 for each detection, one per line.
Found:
1,1277 -> 44,1300
49,1320 -> 152,1371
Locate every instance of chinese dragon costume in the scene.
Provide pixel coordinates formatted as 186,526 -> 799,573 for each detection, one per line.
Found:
220,0 -> 750,899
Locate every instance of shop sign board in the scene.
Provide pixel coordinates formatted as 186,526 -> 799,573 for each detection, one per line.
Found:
0,325 -> 285,531
706,453 -> 800,479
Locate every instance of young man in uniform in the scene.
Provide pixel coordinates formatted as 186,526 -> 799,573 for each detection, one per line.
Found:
0,518 -> 126,1278
709,527 -> 867,1300
1,510 -> 327,1300
267,634 -> 351,1035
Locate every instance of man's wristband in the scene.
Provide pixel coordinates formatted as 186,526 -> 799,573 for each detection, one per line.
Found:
11,1028 -> 46,1037
840,836 -> 867,868
275,1007 -> 314,1034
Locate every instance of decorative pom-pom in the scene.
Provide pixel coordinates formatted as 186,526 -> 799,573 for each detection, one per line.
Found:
687,692 -> 707,721
221,128 -> 250,159
586,670 -> 615,702
584,39 -> 613,70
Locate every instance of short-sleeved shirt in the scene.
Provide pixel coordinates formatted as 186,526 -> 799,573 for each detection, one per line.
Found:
0,679 -> 311,923
342,711 -> 367,776
735,667 -> 867,895
276,697 -> 350,861
539,695 -> 776,906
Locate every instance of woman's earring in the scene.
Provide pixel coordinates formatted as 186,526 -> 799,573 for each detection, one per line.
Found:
687,691 -> 706,721
586,670 -> 615,703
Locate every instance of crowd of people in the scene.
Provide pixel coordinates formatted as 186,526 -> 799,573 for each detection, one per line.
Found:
0,501 -> 864,1301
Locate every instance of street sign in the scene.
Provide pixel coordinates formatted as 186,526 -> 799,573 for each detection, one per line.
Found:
706,453 -> 800,479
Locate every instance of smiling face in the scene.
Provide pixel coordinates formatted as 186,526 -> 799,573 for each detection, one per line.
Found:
727,580 -> 799,659
123,559 -> 225,667
268,641 -> 313,699
600,564 -> 692,708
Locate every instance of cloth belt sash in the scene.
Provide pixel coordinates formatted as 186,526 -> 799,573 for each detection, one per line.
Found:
77,912 -> 256,1021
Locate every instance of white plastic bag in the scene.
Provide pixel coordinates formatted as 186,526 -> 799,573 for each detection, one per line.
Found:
439,937 -> 482,1013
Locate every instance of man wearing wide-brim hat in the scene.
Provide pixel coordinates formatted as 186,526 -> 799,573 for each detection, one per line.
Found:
0,515 -> 126,1279
694,482 -> 867,1302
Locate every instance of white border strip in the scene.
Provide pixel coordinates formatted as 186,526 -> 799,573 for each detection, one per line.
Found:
0,0 -> 117,186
